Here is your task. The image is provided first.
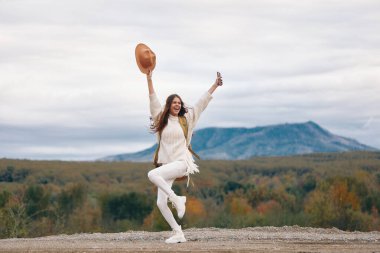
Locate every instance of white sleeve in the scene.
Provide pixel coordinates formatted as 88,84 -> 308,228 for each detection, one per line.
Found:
149,92 -> 162,120
188,91 -> 213,125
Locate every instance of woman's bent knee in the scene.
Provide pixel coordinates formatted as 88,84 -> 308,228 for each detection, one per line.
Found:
147,170 -> 156,182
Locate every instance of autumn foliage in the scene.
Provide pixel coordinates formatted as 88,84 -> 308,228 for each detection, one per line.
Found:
1,151 -> 380,238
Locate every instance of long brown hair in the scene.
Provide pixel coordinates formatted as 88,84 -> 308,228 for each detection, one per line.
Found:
151,94 -> 187,135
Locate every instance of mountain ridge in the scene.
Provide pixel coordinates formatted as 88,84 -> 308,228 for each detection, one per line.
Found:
100,121 -> 377,161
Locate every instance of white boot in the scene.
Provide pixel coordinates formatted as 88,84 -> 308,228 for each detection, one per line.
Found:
169,195 -> 186,219
165,226 -> 186,244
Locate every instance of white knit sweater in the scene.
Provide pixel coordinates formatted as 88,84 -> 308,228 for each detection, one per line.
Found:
149,91 -> 213,177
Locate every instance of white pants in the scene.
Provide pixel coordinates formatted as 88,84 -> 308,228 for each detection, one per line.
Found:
147,161 -> 187,230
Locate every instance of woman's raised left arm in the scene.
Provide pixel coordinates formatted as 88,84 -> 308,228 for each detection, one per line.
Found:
190,72 -> 223,125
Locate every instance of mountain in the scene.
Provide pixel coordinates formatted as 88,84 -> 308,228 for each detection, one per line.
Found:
99,121 -> 377,161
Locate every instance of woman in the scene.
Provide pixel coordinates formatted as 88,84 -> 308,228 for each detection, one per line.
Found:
147,70 -> 223,243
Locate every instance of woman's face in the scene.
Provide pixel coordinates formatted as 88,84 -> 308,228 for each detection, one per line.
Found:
170,97 -> 182,116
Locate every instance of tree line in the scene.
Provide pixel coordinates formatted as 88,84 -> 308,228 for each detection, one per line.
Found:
0,151 -> 380,238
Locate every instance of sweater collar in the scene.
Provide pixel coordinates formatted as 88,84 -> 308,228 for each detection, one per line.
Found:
169,114 -> 179,121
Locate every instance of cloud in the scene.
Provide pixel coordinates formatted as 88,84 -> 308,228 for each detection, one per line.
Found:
1,0 -> 379,160
0,123 -> 154,160
362,117 -> 374,129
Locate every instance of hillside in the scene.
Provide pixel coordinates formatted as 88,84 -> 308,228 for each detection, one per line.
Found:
100,121 -> 377,161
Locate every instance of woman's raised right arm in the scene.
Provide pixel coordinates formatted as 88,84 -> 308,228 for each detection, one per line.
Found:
147,70 -> 162,119
147,70 -> 155,95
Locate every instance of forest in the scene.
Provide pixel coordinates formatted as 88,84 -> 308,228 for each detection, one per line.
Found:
1,151 -> 380,238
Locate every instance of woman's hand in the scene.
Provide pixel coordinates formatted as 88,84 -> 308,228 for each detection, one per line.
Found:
209,72 -> 223,94
214,72 -> 223,86
147,70 -> 153,80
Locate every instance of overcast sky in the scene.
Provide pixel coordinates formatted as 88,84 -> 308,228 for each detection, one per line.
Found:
1,0 -> 379,160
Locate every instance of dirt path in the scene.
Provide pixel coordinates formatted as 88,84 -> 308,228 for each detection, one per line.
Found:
1,226 -> 379,253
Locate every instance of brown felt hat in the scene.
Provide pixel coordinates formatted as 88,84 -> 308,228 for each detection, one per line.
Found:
135,43 -> 156,74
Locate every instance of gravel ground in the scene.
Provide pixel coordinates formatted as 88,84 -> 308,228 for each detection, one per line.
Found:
1,226 -> 380,253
